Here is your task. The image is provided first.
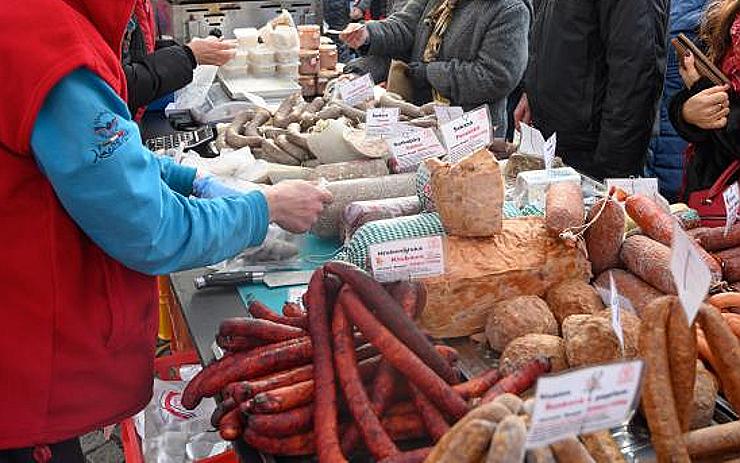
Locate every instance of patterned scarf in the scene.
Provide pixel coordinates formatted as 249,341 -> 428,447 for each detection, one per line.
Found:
422,0 -> 461,103
720,12 -> 740,93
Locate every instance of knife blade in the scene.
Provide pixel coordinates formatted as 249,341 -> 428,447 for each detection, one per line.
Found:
194,270 -> 313,290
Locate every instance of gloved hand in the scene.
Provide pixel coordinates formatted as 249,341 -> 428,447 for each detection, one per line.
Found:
405,62 -> 428,86
193,175 -> 245,198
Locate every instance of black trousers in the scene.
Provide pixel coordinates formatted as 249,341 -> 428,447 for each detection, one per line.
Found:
0,438 -> 84,463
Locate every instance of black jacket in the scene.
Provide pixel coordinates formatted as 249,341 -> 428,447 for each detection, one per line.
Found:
122,16 -> 195,115
670,77 -> 740,199
525,0 -> 669,180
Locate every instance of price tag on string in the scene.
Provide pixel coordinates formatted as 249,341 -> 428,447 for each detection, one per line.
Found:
544,132 -> 557,172
671,221 -> 712,324
434,105 -> 464,126
723,182 -> 740,237
366,107 -> 400,138
369,235 -> 445,283
388,127 -> 446,172
440,106 -> 492,162
526,360 -> 644,449
339,74 -> 374,107
609,272 -> 625,353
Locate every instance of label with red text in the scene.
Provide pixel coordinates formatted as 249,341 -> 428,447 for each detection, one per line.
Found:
440,106 -> 492,162
369,235 -> 444,283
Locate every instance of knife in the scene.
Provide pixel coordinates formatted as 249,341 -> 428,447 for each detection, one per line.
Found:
194,270 -> 313,290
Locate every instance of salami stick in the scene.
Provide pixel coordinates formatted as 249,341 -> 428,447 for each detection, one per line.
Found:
666,302 -> 697,433
639,296 -> 690,462
409,383 -> 449,441
337,286 -> 468,419
248,300 -> 308,329
305,269 -> 346,462
334,296 -> 399,460
698,303 -> 740,411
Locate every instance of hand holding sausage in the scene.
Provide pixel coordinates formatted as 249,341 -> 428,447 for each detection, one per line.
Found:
678,51 -> 701,89
513,93 -> 531,131
682,85 -> 731,130
340,23 -> 369,49
262,180 -> 333,233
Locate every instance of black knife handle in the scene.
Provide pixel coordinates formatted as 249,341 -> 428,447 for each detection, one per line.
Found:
193,271 -> 261,290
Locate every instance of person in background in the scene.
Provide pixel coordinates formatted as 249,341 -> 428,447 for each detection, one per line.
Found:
124,0 -> 236,117
514,0 -> 669,181
647,0 -> 708,202
340,0 -> 532,137
0,1 -> 331,460
670,0 -> 739,199
324,0 -> 372,62
344,0 -> 410,83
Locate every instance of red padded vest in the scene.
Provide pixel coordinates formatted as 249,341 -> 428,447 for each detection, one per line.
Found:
0,0 -> 158,448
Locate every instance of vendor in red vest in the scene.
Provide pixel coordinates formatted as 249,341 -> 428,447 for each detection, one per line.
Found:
0,1 -> 331,461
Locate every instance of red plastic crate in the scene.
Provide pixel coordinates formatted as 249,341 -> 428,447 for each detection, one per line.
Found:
121,350 -> 238,463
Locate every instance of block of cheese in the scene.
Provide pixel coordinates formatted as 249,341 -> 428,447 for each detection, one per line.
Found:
419,217 -> 591,337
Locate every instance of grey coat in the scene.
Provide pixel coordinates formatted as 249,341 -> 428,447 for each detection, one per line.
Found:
362,0 -> 531,136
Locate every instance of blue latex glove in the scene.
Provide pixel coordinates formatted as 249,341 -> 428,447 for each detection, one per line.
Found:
193,175 -> 245,198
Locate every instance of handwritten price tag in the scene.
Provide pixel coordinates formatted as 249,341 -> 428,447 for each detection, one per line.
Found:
544,132 -> 557,172
609,272 -> 625,353
339,74 -> 374,107
518,122 -> 546,158
369,235 -> 445,283
440,106 -> 492,162
366,107 -> 400,138
723,182 -> 740,237
526,360 -> 644,449
671,222 -> 711,324
388,127 -> 446,172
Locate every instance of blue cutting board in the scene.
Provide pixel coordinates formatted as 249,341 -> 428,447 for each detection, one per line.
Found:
236,235 -> 341,314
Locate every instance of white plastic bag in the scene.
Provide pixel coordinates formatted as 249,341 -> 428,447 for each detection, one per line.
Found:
168,65 -> 219,112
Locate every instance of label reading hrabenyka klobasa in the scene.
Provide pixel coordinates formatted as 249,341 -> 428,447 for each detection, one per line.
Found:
369,235 -> 444,283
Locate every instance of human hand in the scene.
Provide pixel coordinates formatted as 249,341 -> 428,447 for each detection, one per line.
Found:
405,62 -> 428,85
187,36 -> 236,66
682,85 -> 731,130
340,23 -> 369,49
263,180 -> 333,233
679,50 -> 702,89
513,93 -> 531,130
350,6 -> 364,20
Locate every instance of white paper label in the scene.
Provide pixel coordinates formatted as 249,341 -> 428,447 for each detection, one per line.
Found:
723,182 -> 740,237
518,122 -> 546,157
605,178 -> 660,202
671,222 -> 712,324
388,127 -> 447,172
369,235 -> 445,283
366,107 -> 400,138
287,285 -> 308,308
434,105 -> 464,126
609,272 -> 625,353
339,74 -> 374,107
440,106 -> 492,162
544,132 -> 557,171
526,360 -> 644,449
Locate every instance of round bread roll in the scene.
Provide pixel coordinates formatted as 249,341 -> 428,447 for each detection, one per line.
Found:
691,360 -> 718,430
499,334 -> 568,376
545,279 -> 605,326
562,314 -> 622,367
593,308 -> 641,358
485,296 -> 558,352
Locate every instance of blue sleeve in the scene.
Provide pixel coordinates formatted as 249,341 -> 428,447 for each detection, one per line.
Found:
30,69 -> 270,275
156,155 -> 197,197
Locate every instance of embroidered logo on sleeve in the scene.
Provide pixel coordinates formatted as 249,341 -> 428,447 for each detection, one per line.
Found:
92,111 -> 130,162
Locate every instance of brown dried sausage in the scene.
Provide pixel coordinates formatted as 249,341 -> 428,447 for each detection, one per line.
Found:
584,196 -> 624,275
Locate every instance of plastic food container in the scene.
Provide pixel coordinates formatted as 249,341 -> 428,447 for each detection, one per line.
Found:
298,25 -> 321,50
250,63 -> 276,78
298,75 -> 317,97
277,63 -> 300,78
275,47 -> 300,64
299,49 -> 320,75
319,44 -> 338,70
248,45 -> 275,64
233,27 -> 259,51
226,52 -> 248,67
271,25 -> 298,49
